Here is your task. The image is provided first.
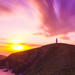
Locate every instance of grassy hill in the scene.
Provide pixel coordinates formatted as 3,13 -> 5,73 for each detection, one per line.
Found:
1,43 -> 75,75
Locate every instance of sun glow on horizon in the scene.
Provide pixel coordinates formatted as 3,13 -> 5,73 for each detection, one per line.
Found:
0,39 -> 38,54
10,40 -> 23,44
12,45 -> 24,50
11,40 -> 36,51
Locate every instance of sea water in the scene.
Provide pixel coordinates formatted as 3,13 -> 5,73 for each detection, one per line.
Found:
0,69 -> 15,75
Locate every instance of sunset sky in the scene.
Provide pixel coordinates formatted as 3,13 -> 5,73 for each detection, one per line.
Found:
0,0 -> 75,55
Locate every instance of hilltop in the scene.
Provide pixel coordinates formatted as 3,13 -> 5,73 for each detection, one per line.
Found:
1,43 -> 75,75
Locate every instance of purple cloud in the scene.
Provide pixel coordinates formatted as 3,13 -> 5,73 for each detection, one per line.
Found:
0,0 -> 32,13
34,0 -> 75,37
0,0 -> 75,40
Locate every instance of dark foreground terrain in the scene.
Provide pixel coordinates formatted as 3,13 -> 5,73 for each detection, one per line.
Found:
0,55 -> 7,60
0,43 -> 75,75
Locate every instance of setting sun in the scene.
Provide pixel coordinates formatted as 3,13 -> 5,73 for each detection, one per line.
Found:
12,45 -> 24,50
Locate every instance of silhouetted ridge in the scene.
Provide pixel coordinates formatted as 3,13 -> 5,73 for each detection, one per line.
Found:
1,43 -> 75,75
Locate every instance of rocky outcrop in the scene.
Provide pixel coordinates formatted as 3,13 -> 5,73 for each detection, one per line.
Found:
0,55 -> 7,66
1,43 -> 75,75
0,55 -> 6,60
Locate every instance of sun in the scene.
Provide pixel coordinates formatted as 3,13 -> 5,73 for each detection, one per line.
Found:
12,45 -> 24,50
10,40 -> 36,52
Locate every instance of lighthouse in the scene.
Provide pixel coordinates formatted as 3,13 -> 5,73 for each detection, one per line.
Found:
56,38 -> 58,43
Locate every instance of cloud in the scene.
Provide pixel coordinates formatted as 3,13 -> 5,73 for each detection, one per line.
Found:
27,43 -> 42,47
0,0 -> 32,13
21,43 -> 42,47
0,3 -> 12,13
0,0 -> 75,42
34,0 -> 75,37
60,36 -> 70,40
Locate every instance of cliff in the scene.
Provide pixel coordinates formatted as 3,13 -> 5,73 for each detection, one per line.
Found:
1,43 -> 75,75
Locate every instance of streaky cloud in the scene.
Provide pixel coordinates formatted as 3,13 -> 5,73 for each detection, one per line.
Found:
0,0 -> 32,13
34,0 -> 75,37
